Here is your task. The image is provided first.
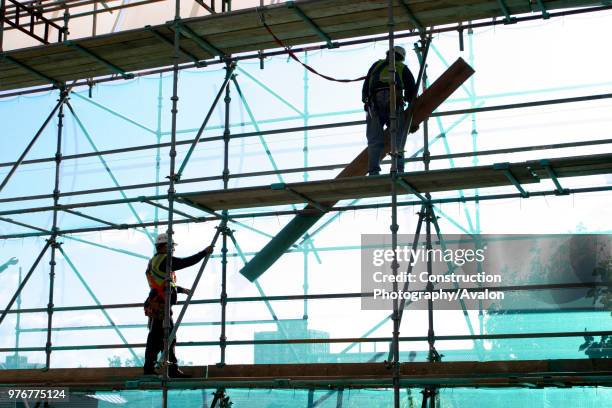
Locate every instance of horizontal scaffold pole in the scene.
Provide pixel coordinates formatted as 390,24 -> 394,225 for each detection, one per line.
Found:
1,134 -> 610,208
1,331 -> 611,353
1,91 -> 611,174
1,184 -> 612,240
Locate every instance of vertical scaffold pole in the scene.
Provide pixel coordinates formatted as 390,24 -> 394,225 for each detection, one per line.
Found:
303,50 -> 310,321
154,73 -> 164,237
162,1 -> 181,406
386,1 -> 401,408
219,61 -> 233,366
15,267 -> 22,366
421,42 -> 440,407
467,24 -> 485,355
45,86 -> 67,370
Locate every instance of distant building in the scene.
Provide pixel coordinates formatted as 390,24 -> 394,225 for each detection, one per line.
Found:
254,320 -> 330,364
2,355 -> 43,370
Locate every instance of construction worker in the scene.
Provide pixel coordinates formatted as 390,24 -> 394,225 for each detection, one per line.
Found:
143,233 -> 214,377
362,45 -> 417,175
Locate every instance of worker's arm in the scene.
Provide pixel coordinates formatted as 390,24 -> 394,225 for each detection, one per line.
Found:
362,62 -> 377,103
171,246 -> 214,271
402,66 -> 417,104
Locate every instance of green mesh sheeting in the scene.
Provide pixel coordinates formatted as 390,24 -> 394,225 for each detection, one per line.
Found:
85,387 -> 611,407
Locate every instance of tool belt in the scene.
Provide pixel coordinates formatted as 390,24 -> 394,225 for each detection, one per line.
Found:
144,293 -> 164,319
143,288 -> 177,319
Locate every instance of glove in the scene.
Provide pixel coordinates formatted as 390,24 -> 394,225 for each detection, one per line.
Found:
409,123 -> 420,134
203,245 -> 214,256
177,287 -> 191,296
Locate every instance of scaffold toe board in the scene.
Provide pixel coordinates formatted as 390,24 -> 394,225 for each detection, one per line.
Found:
0,0 -> 602,92
0,359 -> 610,390
183,153 -> 612,211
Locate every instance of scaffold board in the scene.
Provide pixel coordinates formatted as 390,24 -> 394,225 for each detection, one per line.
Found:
0,0 -> 601,92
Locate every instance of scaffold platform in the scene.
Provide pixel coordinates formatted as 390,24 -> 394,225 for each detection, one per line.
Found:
184,153 -> 612,211
0,359 -> 610,391
0,0 -> 601,92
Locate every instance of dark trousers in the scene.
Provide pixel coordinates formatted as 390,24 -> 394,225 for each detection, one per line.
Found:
144,316 -> 177,370
366,89 -> 407,174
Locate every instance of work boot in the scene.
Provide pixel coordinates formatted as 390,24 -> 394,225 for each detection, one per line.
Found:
168,364 -> 191,379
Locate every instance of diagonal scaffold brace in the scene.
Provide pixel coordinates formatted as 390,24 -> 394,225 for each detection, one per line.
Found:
0,87 -> 72,193
0,241 -> 52,327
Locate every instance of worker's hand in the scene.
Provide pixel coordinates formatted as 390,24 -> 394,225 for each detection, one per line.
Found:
182,288 -> 192,296
409,124 -> 420,134
203,245 -> 214,256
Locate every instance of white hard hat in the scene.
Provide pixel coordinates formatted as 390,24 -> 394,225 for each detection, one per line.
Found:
155,233 -> 176,245
387,45 -> 406,60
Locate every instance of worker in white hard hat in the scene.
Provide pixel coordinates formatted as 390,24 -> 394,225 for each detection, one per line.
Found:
143,232 -> 214,377
362,45 -> 418,175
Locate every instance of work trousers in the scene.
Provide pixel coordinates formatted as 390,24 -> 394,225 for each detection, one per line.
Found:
144,316 -> 177,371
366,88 -> 407,174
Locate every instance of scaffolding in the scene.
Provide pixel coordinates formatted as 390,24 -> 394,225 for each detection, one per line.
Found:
1,1 -> 612,407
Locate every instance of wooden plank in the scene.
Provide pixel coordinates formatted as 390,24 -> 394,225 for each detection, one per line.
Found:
238,57 -> 475,282
0,359 -> 609,390
0,42 -> 194,87
185,153 -> 612,210
0,1 -> 389,82
0,0 -> 595,89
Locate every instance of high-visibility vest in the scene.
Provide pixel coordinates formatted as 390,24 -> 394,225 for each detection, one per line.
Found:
369,59 -> 407,94
146,254 -> 177,298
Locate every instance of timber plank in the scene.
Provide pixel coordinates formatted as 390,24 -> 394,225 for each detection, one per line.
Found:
0,359 -> 609,390
0,0 -> 602,92
184,153 -> 612,211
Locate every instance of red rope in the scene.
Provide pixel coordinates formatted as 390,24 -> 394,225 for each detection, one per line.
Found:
262,22 -> 366,83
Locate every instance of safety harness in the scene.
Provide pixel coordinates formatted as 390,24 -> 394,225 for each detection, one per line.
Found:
368,59 -> 407,98
144,254 -> 177,319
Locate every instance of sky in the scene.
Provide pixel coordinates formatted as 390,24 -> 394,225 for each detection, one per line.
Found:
0,2 -> 611,369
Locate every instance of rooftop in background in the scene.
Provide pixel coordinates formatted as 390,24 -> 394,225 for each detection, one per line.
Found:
0,0 -> 606,94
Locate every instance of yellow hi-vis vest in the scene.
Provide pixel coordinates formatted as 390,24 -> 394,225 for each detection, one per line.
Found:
369,59 -> 406,93
146,254 -> 177,298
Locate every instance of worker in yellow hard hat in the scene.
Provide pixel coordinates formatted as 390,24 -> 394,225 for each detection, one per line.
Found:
362,45 -> 417,175
143,232 -> 213,377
